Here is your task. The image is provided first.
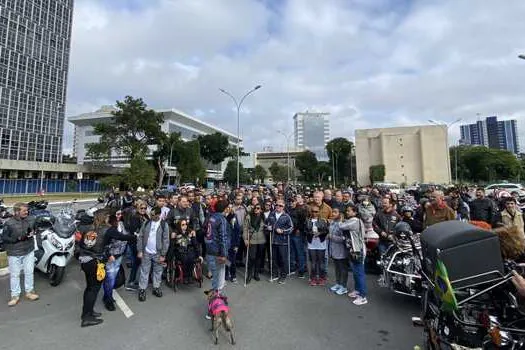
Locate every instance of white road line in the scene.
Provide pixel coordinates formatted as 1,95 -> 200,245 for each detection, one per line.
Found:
113,290 -> 134,318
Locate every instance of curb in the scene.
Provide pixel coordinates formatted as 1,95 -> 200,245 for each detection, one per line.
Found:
0,267 -> 8,277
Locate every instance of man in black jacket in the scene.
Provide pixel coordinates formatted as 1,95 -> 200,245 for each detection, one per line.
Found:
289,195 -> 308,278
3,203 -> 38,307
469,188 -> 495,225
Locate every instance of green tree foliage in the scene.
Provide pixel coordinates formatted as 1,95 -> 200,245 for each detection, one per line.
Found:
86,96 -> 164,159
253,165 -> 267,184
122,156 -> 157,189
269,162 -> 288,182
315,161 -> 332,184
177,140 -> 206,185
223,160 -> 249,186
152,132 -> 183,187
452,146 -> 521,183
369,164 -> 386,184
197,133 -> 231,164
295,150 -> 318,182
326,137 -> 354,185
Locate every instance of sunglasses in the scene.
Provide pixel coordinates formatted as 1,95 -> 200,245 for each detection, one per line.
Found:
139,207 -> 147,209
276,204 -> 285,207
254,207 -> 261,210
312,210 -> 319,213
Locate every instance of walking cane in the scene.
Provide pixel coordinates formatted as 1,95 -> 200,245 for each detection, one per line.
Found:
287,233 -> 294,276
244,233 -> 251,288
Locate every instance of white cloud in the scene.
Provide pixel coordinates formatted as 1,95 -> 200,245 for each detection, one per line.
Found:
65,0 -> 525,154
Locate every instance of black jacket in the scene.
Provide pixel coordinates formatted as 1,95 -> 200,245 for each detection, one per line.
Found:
289,205 -> 308,236
304,218 -> 329,244
2,216 -> 35,257
469,198 -> 495,224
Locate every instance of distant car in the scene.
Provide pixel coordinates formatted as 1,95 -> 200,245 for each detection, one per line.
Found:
374,182 -> 401,195
484,183 -> 525,197
181,183 -> 196,191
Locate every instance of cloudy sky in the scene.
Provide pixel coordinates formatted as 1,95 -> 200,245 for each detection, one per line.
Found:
65,0 -> 525,154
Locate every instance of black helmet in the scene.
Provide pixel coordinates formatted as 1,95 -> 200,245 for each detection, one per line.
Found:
393,221 -> 412,235
401,206 -> 413,214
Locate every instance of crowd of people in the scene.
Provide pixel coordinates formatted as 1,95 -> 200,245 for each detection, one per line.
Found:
2,182 -> 525,329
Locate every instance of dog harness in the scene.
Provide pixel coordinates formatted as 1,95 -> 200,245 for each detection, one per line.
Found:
209,296 -> 229,316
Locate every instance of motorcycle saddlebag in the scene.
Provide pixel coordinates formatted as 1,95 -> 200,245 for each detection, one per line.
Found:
421,221 -> 503,289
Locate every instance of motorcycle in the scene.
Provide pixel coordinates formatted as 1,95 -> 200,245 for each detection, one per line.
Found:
414,221 -> 525,349
378,222 -> 423,297
33,204 -> 76,286
0,199 -> 9,251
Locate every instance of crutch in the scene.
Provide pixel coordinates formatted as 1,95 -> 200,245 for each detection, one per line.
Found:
244,233 -> 251,288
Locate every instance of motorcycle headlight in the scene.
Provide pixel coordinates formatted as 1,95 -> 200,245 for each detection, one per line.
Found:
65,240 -> 75,250
49,235 -> 64,250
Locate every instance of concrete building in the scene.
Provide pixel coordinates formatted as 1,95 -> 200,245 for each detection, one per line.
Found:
68,106 -> 241,180
255,151 -> 302,183
293,111 -> 330,161
460,116 -> 520,154
0,0 -> 74,162
355,125 -> 450,186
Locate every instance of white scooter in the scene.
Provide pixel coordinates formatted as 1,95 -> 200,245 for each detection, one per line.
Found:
33,213 -> 76,286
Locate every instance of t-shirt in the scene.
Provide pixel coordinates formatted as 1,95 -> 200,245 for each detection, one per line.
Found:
307,219 -> 327,250
145,220 -> 160,254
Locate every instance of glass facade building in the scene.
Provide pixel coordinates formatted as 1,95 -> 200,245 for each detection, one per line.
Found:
460,116 -> 519,154
293,112 -> 330,161
0,0 -> 73,162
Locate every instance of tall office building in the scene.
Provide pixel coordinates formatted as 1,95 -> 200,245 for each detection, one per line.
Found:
293,111 -> 330,161
460,116 -> 519,154
0,0 -> 74,162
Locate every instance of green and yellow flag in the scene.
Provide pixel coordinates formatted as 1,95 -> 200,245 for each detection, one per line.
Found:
434,259 -> 458,312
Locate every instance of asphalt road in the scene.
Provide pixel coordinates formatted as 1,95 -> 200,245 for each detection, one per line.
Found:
0,201 -> 423,349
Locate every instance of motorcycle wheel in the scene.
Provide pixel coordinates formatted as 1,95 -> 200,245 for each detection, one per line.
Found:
49,264 -> 65,286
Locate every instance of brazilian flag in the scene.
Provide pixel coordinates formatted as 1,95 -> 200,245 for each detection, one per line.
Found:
434,259 -> 458,312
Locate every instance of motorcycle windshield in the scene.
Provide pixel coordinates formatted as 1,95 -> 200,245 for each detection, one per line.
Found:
53,216 -> 76,239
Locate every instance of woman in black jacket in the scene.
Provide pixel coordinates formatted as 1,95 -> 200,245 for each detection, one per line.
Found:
123,200 -> 149,291
77,209 -> 110,328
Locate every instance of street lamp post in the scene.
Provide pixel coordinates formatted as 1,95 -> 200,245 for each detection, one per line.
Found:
428,118 -> 462,184
219,85 -> 262,189
277,130 -> 293,184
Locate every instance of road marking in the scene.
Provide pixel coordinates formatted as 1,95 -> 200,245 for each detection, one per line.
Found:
113,290 -> 134,318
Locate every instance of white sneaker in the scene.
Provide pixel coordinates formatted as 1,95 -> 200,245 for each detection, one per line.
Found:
336,287 -> 348,295
330,284 -> 341,292
353,296 -> 368,306
347,290 -> 359,298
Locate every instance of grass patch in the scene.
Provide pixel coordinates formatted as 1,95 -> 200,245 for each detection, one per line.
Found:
1,192 -> 99,205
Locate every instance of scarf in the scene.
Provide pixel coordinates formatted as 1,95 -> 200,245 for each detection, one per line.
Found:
250,212 -> 262,232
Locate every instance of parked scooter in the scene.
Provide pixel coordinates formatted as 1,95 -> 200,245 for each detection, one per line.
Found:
32,204 -> 76,286
0,199 -> 10,252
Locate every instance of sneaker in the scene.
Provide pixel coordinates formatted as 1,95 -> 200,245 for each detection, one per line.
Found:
298,272 -> 306,279
125,283 -> 138,291
336,287 -> 348,295
153,288 -> 163,298
138,289 -> 146,302
347,290 -> 359,299
104,297 -> 116,311
7,296 -> 19,307
318,278 -> 326,286
309,278 -> 318,286
330,284 -> 342,292
231,277 -> 238,284
205,313 -> 212,320
353,296 -> 368,306
25,291 -> 39,301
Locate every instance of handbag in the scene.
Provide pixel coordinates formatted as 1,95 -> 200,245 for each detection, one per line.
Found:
114,265 -> 126,289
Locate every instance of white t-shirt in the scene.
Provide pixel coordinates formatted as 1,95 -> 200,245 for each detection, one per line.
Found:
308,219 -> 327,250
145,220 -> 160,255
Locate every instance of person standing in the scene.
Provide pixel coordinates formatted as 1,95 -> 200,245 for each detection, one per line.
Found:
266,199 -> 293,284
137,207 -> 170,302
469,188 -> 495,226
305,205 -> 329,286
327,208 -> 348,295
496,197 -> 525,239
242,205 -> 266,283
289,194 -> 308,278
123,199 -> 149,291
424,191 -> 456,228
373,197 -> 401,255
204,200 -> 231,294
3,203 -> 38,306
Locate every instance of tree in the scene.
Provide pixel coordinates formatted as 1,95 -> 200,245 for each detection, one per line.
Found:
458,146 -> 520,183
326,137 -> 353,185
253,165 -> 267,184
315,161 -> 332,184
369,164 -> 386,184
269,162 -> 288,182
197,133 -> 231,164
86,96 -> 164,159
152,132 -> 183,187
295,150 -> 318,182
121,156 -> 157,189
223,160 -> 249,186
177,140 -> 206,185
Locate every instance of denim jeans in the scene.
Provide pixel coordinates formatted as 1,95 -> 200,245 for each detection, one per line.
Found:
290,235 -> 306,274
138,252 -> 164,290
350,258 -> 367,297
8,251 -> 35,297
378,241 -> 391,256
103,256 -> 122,300
206,254 -> 226,292
127,244 -> 140,285
272,244 -> 289,279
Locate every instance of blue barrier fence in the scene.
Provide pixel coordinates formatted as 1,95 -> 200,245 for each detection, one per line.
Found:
0,179 -> 103,195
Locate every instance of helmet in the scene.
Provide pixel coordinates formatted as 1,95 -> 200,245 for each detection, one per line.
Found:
401,206 -> 413,214
393,221 -> 412,235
